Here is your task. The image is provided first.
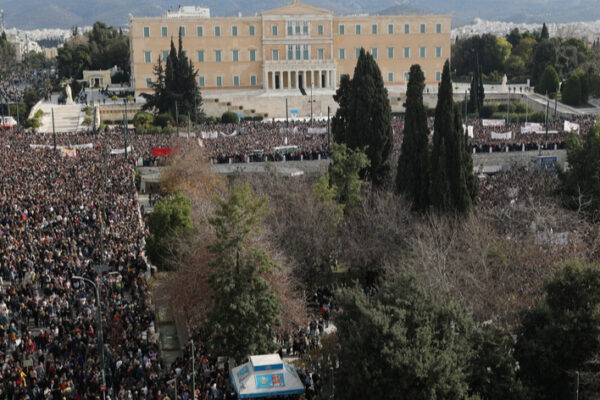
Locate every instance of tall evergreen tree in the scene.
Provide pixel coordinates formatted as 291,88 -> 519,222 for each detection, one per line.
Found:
469,71 -> 479,114
541,23 -> 549,40
430,60 -> 477,213
332,74 -> 352,144
333,48 -> 393,187
396,64 -> 430,211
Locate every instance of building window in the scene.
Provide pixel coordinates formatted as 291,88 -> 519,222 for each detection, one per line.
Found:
318,48 -> 324,60
197,26 -> 203,37
233,76 -> 240,86
296,45 -> 301,60
404,72 -> 410,82
232,26 -> 238,36
144,51 -> 151,63
372,24 -> 378,34
143,26 -> 150,37
215,50 -> 222,62
404,47 -> 410,58
162,50 -> 169,61
436,23 -> 442,33
303,45 -> 309,60
199,76 -> 205,87
250,75 -> 257,86
388,47 -> 394,59
249,49 -> 256,61
435,47 -> 442,58
161,26 -> 167,37
232,50 -> 239,62
371,48 -> 378,59
216,76 -> 222,87
436,71 -> 441,81
146,78 -> 152,88
272,25 -> 278,36
179,26 -> 186,37
272,49 -> 279,60
303,22 -> 308,35
388,72 -> 394,82
318,24 -> 324,35
420,23 -> 425,33
339,24 -> 345,35
339,48 -> 345,60
197,50 -> 204,62
355,24 -> 361,34
419,47 -> 426,58
287,23 -> 293,36
355,48 -> 361,59
404,23 -> 410,34
214,26 -> 221,37
288,45 -> 294,60
249,25 -> 255,36
388,24 -> 394,34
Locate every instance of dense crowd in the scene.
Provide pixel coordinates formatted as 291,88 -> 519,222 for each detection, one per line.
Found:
0,69 -> 53,105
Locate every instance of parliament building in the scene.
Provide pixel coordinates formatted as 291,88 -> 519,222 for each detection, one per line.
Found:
129,1 -> 451,95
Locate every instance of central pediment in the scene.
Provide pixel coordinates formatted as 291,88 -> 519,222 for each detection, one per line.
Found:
261,0 -> 333,16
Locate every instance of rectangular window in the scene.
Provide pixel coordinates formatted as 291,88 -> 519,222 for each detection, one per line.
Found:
146,78 -> 152,88
303,45 -> 309,60
388,72 -> 394,82
216,76 -> 222,87
232,50 -> 239,62
214,26 -> 220,37
296,45 -> 301,60
339,48 -> 345,60
420,47 -> 426,58
197,50 -> 204,62
404,47 -> 410,58
420,23 -> 425,33
388,23 -> 394,34
197,26 -> 203,37
288,23 -> 293,36
404,72 -> 410,82
232,26 -> 238,36
143,26 -> 150,37
272,25 -> 278,36
233,76 -> 240,87
250,75 -> 257,86
339,24 -> 345,35
388,47 -> 394,59
371,48 -> 378,59
249,25 -> 255,36
215,50 -> 222,62
144,51 -> 151,63
435,47 -> 442,58
179,26 -> 186,37
318,48 -> 324,60
355,24 -> 361,34
162,50 -> 169,61
355,48 -> 361,59
199,77 -> 205,87
303,23 -> 308,35
249,49 -> 256,61
404,23 -> 410,34
272,49 -> 279,60
318,25 -> 324,35
436,23 -> 442,33
161,26 -> 168,37
372,24 -> 378,34
435,71 -> 441,81
288,45 -> 294,60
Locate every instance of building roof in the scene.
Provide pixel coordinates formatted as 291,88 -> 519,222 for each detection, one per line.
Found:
261,0 -> 333,16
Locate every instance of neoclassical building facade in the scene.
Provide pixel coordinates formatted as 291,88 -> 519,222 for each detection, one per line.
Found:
129,1 -> 451,94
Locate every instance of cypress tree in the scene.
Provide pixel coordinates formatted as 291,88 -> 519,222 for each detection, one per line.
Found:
430,60 -> 477,213
396,64 -> 430,211
332,74 -> 352,144
469,72 -> 479,114
334,48 -> 393,187
541,23 -> 549,40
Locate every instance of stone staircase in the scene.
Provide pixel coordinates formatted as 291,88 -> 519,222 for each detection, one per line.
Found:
36,104 -> 84,133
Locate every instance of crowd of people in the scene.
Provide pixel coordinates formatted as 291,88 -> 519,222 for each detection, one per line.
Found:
0,69 -> 53,106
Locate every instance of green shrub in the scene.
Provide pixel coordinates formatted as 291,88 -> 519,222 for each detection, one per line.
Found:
23,118 -> 40,129
133,111 -> 154,129
253,116 -> 264,122
34,109 -> 44,119
479,104 -> 497,118
221,111 -> 239,124
155,113 -> 174,128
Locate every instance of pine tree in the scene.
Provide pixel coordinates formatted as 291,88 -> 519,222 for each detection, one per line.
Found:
333,48 -> 393,187
430,60 -> 477,213
396,64 -> 430,211
206,183 -> 281,362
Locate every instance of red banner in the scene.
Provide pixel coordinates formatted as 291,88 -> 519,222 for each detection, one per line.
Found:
152,147 -> 173,157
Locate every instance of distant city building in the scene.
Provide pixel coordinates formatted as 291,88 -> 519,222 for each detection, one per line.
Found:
5,33 -> 42,62
129,0 -> 450,94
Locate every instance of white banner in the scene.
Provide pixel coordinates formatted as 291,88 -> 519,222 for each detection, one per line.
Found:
482,119 -> 505,127
279,127 -> 299,134
71,143 -> 94,149
110,146 -> 133,155
525,122 -> 542,130
29,144 -> 52,149
219,131 -> 238,138
462,124 -> 474,138
59,148 -> 77,157
491,131 -> 512,140
201,131 -> 219,139
564,120 -> 580,132
535,130 -> 559,135
307,127 -> 327,135
521,126 -> 535,134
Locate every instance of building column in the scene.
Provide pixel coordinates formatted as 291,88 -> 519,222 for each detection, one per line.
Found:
263,70 -> 269,90
286,70 -> 291,89
295,71 -> 299,89
325,69 -> 330,89
311,70 -> 315,89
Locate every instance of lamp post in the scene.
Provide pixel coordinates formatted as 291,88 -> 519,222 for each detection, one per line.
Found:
123,98 -> 128,158
73,275 -> 106,400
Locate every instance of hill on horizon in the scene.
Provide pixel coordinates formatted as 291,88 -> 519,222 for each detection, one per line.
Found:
1,0 -> 600,29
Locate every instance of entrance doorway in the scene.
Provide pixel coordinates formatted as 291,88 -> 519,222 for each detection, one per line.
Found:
275,74 -> 280,89
321,74 -> 326,88
298,75 -> 304,90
